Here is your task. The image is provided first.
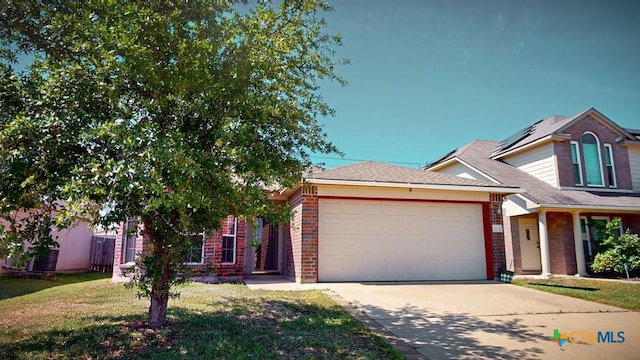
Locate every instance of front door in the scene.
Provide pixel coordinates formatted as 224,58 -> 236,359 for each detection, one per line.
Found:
519,218 -> 541,271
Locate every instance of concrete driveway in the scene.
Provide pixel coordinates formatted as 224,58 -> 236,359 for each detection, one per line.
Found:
246,278 -> 640,360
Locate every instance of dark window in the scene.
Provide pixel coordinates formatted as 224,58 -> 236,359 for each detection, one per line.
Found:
604,144 -> 617,187
570,141 -> 583,186
222,217 -> 237,264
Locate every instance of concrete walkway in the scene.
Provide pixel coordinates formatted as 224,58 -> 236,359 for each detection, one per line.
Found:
245,276 -> 640,360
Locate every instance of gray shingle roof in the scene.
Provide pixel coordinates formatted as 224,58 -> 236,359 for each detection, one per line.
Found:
307,161 -> 518,189
490,111 -> 586,157
438,140 -> 640,210
491,108 -> 639,158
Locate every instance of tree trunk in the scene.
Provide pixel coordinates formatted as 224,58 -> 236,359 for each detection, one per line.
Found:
144,217 -> 172,329
148,284 -> 169,329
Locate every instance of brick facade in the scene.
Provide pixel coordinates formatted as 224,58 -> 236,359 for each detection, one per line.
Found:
621,213 -> 640,235
284,185 -> 319,283
546,212 -> 578,274
112,216 -> 245,282
285,189 -> 302,281
489,194 -> 506,278
283,190 -> 505,282
555,114 -> 633,190
506,210 -> 640,276
111,221 -> 144,282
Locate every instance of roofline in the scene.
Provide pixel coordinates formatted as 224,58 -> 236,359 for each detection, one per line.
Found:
424,157 -> 457,171
536,203 -> 640,212
305,178 -> 522,194
618,138 -> 640,147
425,157 -> 503,184
556,107 -> 637,141
492,134 -> 570,159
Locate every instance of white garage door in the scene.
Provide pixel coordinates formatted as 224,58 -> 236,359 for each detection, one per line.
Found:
318,199 -> 487,281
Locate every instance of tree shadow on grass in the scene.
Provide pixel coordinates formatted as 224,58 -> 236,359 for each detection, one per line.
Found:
527,282 -> 599,291
352,302 -> 548,360
0,272 -> 112,300
0,298 -> 401,360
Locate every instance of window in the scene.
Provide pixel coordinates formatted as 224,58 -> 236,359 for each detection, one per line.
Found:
581,133 -> 604,186
570,141 -> 583,186
603,144 -> 617,188
222,217 -> 237,264
121,218 -> 137,264
185,233 -> 205,264
580,216 -> 623,262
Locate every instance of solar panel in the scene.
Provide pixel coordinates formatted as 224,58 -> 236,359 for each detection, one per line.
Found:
493,119 -> 543,155
424,149 -> 456,169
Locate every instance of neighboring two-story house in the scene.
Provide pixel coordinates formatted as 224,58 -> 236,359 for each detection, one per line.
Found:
426,108 -> 640,277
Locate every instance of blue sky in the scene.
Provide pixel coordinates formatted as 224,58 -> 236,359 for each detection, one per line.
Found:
313,0 -> 640,168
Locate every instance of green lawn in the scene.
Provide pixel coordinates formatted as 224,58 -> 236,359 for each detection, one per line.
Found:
513,277 -> 640,310
0,273 -> 402,360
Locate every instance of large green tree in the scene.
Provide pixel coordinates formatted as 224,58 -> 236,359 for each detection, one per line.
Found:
0,0 -> 344,328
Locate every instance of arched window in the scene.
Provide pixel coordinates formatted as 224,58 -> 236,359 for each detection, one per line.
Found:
581,133 -> 604,186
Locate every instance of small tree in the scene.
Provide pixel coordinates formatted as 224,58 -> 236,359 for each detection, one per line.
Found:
591,218 -> 640,276
0,0 -> 345,328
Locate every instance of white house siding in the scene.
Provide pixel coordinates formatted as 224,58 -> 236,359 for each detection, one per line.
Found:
629,147 -> 640,192
1,216 -> 93,274
51,221 -> 93,271
502,143 -> 558,188
437,162 -> 495,182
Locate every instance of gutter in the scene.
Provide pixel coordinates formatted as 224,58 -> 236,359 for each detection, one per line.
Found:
535,203 -> 640,212
304,178 -> 523,194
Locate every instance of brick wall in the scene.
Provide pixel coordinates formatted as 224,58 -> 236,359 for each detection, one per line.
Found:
111,222 -> 125,281
546,212 -> 577,274
556,114 -> 633,190
581,212 -> 640,238
283,185 -> 319,283
282,220 -> 293,278
621,214 -> 640,235
111,220 -> 144,282
489,194 -> 506,278
300,185 -> 318,283
112,216 -> 246,281
198,216 -> 245,278
286,188 -> 303,281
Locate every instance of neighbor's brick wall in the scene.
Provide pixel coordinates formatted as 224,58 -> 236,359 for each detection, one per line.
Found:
581,212 -> 640,237
555,114 -> 633,190
620,213 -> 640,235
546,212 -> 577,274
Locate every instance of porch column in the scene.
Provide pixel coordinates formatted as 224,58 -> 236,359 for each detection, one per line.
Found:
538,210 -> 552,277
572,211 -> 587,276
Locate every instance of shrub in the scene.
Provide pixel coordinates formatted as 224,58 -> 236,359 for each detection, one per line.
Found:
591,219 -> 640,275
